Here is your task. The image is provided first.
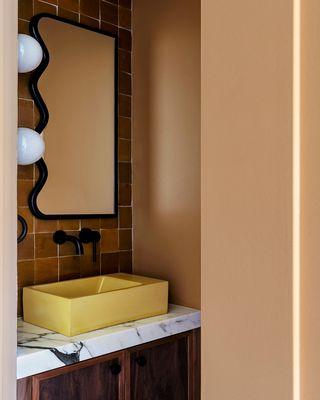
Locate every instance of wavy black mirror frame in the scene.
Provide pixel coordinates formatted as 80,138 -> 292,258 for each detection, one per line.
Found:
27,13 -> 118,220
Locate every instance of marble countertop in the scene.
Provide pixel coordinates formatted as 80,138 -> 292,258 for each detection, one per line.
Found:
17,304 -> 200,379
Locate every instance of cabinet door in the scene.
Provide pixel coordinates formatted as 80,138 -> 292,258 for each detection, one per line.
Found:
32,355 -> 123,400
130,334 -> 190,400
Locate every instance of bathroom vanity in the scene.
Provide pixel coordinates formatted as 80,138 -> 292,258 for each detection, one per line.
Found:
16,6 -> 201,399
17,305 -> 200,400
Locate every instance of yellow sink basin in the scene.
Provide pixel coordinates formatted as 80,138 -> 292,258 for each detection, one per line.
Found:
23,273 -> 168,336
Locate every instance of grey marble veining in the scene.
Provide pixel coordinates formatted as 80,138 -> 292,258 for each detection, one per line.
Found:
17,304 -> 201,379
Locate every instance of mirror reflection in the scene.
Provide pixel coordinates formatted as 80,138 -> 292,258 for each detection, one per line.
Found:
36,17 -> 117,217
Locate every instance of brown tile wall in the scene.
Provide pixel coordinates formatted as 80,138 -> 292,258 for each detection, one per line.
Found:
17,0 -> 132,316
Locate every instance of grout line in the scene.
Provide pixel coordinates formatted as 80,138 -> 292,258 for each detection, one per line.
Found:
37,0 -> 58,12
18,97 -> 34,102
18,18 -> 30,23
119,93 -> 131,98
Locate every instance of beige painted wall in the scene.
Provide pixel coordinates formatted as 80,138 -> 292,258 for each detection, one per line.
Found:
132,0 -> 201,308
201,0 -> 293,399
301,1 -> 320,398
0,0 -> 17,398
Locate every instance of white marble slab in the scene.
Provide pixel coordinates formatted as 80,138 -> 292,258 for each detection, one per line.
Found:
17,304 -> 200,379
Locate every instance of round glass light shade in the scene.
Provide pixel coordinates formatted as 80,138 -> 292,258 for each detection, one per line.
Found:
18,34 -> 43,73
17,128 -> 45,165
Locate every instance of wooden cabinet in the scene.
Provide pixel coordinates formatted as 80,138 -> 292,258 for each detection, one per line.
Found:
130,335 -> 189,400
34,356 -> 122,400
18,354 -> 124,400
17,329 -> 200,400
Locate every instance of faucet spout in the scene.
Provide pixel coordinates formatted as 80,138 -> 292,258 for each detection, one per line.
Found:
53,230 -> 84,255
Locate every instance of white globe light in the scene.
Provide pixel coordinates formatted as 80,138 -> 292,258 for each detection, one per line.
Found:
18,34 -> 43,73
17,128 -> 45,165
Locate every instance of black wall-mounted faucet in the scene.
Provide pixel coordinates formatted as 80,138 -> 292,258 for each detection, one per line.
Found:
79,228 -> 101,263
53,230 -> 84,255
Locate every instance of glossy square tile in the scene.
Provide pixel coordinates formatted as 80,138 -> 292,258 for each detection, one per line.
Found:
18,99 -> 34,128
119,162 -> 132,183
35,218 -> 58,233
80,255 -> 100,277
80,219 -> 100,230
119,139 -> 131,162
119,6 -> 131,29
35,233 -> 57,258
119,28 -> 132,51
119,250 -> 132,273
18,180 -> 33,207
119,0 -> 131,10
100,218 -> 118,229
18,73 -> 32,99
18,0 -> 33,20
18,164 -> 33,180
119,183 -> 131,206
100,21 -> 118,35
101,252 -> 119,274
100,1 -> 118,25
101,229 -> 119,252
119,207 -> 132,228
18,234 -> 34,261
80,0 -> 99,19
18,260 -> 35,287
59,256 -> 81,281
58,0 -> 79,12
34,0 -> 57,14
119,72 -> 132,95
119,94 -> 131,118
58,219 -> 80,231
18,207 -> 34,234
58,7 -> 79,21
119,117 -> 131,139
80,15 -> 100,29
18,19 -> 29,34
34,258 -> 58,284
119,49 -> 131,74
119,229 -> 132,250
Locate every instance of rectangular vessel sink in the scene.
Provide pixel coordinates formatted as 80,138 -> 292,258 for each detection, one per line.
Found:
23,273 -> 168,336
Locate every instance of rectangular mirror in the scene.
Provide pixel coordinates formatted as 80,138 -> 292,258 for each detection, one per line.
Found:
29,14 -> 118,219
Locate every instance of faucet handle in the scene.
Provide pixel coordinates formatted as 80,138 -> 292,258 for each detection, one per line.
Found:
79,228 -> 101,263
53,230 -> 67,244
79,228 -> 101,244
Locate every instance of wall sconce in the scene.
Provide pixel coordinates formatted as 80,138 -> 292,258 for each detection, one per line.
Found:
18,34 -> 43,73
17,127 -> 45,166
18,34 -> 44,165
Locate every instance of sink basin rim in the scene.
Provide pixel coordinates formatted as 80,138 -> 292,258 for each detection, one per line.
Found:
25,274 -> 162,300
23,273 -> 169,336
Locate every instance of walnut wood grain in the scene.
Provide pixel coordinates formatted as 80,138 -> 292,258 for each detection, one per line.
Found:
32,352 -> 124,400
17,377 -> 32,400
130,334 -> 189,400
